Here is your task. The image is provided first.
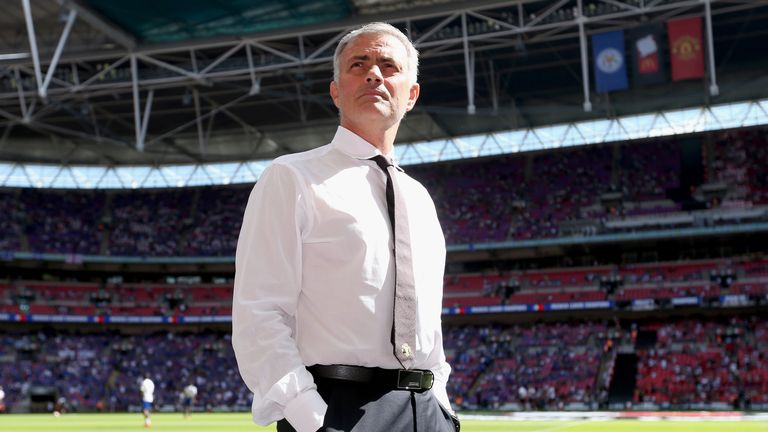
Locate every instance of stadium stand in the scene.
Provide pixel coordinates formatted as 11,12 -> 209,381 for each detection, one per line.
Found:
0,330 -> 249,412
634,317 -> 768,409
1,315 -> 766,413
0,128 -> 765,257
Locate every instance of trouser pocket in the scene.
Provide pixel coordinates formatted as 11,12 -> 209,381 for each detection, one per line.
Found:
433,396 -> 460,432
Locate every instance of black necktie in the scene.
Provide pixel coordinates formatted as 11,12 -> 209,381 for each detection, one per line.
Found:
369,155 -> 417,369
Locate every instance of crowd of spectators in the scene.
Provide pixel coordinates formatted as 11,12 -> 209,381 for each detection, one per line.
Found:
108,190 -> 190,256
709,129 -> 766,205
414,156 -> 526,244
0,128 -> 765,256
0,321 -> 610,413
467,322 -> 605,410
443,322 -> 608,410
634,316 -> 768,408
19,190 -> 104,254
0,316 -> 765,413
0,191 -> 21,252
179,186 -> 249,256
0,330 -> 249,413
0,132 -> 745,257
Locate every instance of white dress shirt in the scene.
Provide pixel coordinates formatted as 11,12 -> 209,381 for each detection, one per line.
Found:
140,378 -> 154,403
232,126 -> 452,432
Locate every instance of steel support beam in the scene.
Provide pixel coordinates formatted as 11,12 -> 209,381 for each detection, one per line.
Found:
71,56 -> 129,92
600,0 -> 640,12
14,67 -> 29,122
21,0 -> 43,93
41,9 -> 78,98
577,0 -> 592,112
145,91 -> 252,147
305,30 -> 346,62
467,11 -> 520,32
130,54 -> 143,151
414,13 -> 459,45
250,41 -> 300,63
487,59 -> 498,114
245,43 -> 261,95
200,41 -> 246,75
461,13 -> 476,115
524,0 -> 571,29
139,89 -> 154,148
704,0 -> 720,96
193,88 -> 205,154
138,54 -> 210,86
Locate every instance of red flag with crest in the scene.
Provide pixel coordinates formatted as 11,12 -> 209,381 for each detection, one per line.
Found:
668,17 -> 705,81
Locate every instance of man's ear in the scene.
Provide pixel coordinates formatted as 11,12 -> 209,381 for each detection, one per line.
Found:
330,80 -> 340,109
405,82 -> 420,112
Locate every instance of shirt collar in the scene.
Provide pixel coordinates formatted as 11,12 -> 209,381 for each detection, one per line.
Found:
331,126 -> 402,169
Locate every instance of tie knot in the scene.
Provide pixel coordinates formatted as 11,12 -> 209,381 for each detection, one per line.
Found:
369,155 -> 393,172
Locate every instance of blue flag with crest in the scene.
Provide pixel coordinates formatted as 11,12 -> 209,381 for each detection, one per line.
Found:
592,30 -> 628,93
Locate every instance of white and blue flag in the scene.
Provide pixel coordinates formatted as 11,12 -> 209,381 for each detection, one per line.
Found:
592,30 -> 629,93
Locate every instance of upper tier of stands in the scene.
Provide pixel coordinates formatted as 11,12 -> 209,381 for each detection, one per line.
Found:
1,128 -> 767,257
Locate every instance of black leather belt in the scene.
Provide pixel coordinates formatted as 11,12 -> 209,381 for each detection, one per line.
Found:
308,364 -> 434,393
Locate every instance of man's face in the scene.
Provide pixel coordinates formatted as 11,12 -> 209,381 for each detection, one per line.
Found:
330,33 -> 419,132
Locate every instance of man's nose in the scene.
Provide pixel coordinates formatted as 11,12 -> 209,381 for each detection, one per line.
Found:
365,65 -> 383,83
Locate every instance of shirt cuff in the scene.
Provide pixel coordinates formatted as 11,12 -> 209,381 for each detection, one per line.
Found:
283,389 -> 327,432
432,384 -> 454,415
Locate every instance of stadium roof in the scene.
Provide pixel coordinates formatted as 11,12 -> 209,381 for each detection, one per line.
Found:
0,0 -> 767,169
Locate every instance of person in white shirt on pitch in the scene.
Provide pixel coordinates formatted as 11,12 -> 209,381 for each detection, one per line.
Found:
233,22 -> 458,432
182,383 -> 197,418
140,374 -> 155,428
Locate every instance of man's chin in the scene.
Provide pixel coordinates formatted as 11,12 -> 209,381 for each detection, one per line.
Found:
352,106 -> 395,121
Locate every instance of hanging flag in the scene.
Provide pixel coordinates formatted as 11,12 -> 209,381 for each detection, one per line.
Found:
630,24 -> 667,86
668,17 -> 705,81
592,30 -> 629,93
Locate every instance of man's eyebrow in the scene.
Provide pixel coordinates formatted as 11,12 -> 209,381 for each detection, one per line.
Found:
349,54 -> 370,62
348,54 -> 400,65
378,56 -> 398,65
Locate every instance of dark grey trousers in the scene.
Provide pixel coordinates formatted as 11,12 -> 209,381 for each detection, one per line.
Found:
276,377 -> 456,432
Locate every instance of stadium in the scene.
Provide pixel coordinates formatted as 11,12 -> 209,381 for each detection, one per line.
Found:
1,0 -> 767,431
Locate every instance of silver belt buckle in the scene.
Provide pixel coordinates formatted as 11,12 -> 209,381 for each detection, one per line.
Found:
397,369 -> 424,390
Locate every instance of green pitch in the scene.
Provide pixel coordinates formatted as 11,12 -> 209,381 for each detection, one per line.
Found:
2,412 -> 767,432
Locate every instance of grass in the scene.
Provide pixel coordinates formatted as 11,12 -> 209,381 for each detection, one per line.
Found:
1,413 -> 767,432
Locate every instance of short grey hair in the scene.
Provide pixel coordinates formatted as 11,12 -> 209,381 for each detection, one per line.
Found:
333,22 -> 419,84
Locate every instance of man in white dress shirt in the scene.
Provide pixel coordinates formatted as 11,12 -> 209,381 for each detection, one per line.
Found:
232,22 -> 457,432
